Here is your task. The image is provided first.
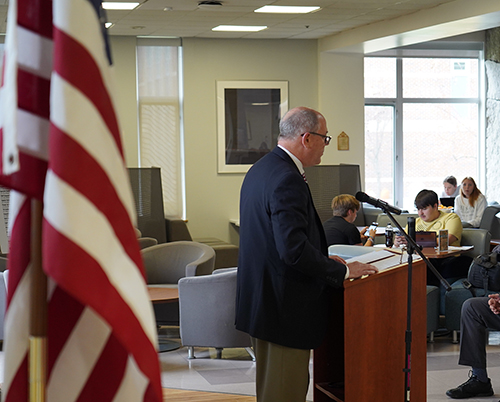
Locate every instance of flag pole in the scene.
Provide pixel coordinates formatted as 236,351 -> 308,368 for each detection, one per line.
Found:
29,199 -> 46,402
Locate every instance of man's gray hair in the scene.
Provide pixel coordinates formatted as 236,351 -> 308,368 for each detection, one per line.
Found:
279,107 -> 321,140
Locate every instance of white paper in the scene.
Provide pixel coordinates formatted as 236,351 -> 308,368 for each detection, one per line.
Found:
345,249 -> 421,271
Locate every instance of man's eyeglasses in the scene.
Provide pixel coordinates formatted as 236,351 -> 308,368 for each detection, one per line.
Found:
301,131 -> 332,145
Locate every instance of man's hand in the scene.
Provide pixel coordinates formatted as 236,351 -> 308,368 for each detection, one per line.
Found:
360,226 -> 369,241
394,235 -> 407,248
488,294 -> 500,314
329,255 -> 347,265
347,261 -> 378,279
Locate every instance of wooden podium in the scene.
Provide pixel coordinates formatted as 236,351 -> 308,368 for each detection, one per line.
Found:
314,259 -> 427,402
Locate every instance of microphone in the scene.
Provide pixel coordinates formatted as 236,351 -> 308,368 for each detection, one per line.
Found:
355,191 -> 402,215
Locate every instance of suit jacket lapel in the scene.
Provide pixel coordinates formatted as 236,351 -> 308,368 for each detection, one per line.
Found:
272,148 -> 327,251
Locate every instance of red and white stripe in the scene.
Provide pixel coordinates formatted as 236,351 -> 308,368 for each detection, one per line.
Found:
0,0 -> 162,401
1,1 -> 52,400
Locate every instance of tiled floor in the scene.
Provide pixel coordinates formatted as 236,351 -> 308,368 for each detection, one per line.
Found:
158,327 -> 500,402
1,328 -> 500,401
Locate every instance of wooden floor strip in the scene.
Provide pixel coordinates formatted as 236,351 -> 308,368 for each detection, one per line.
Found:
163,388 -> 256,401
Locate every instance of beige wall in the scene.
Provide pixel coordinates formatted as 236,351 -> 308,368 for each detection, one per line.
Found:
110,36 -> 138,167
110,36 -> 366,244
318,52 -> 365,169
183,38 -> 321,243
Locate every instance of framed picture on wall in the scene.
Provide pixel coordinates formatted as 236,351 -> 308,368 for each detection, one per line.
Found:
217,80 -> 288,173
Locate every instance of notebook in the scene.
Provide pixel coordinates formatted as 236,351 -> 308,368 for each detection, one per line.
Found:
415,231 -> 437,248
440,197 -> 455,207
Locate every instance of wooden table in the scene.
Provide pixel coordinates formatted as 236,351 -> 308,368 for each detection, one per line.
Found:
148,287 -> 179,303
421,246 -> 470,258
148,287 -> 180,352
491,239 -> 500,251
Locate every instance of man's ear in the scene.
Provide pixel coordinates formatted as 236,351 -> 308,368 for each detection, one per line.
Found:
301,132 -> 311,148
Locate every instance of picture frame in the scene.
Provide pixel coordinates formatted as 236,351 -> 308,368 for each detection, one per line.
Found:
217,80 -> 288,173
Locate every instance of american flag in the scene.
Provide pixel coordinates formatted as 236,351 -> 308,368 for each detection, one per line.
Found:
0,1 -> 163,401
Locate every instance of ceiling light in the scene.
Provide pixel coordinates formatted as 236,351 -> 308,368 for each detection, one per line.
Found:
254,5 -> 320,14
102,2 -> 139,10
212,25 -> 267,32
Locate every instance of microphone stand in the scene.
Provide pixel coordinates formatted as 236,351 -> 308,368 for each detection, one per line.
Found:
378,207 -> 451,402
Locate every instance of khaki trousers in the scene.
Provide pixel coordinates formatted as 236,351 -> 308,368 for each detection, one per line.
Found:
251,337 -> 311,402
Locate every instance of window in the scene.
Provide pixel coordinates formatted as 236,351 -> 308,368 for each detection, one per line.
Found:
364,49 -> 482,210
136,39 -> 184,217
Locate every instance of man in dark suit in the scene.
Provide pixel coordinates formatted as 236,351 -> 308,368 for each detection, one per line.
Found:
235,106 -> 378,402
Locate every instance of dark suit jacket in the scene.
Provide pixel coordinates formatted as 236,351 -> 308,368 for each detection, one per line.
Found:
235,147 -> 347,350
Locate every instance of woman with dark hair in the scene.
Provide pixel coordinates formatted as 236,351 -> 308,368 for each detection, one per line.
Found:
454,177 -> 487,227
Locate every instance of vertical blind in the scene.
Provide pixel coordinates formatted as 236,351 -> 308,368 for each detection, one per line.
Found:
136,38 -> 184,217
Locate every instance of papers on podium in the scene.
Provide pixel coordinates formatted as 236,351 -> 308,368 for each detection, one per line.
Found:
345,248 -> 421,272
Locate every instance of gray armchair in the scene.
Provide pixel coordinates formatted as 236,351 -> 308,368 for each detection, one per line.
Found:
138,237 -> 158,249
165,216 -> 239,270
479,205 -> 500,239
142,241 -> 215,325
445,228 -> 492,342
178,268 -> 254,360
135,227 -> 158,249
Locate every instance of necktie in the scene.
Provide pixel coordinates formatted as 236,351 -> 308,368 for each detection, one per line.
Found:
302,172 -> 308,183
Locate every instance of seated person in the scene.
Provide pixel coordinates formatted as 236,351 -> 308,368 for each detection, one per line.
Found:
445,295 -> 497,399
441,175 -> 460,198
323,194 -> 376,247
454,177 -> 487,228
394,190 -> 469,292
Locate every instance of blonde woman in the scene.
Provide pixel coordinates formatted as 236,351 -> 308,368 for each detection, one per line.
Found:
454,177 -> 487,227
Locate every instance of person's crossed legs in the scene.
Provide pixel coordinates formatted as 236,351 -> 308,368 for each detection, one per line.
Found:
446,297 -> 500,399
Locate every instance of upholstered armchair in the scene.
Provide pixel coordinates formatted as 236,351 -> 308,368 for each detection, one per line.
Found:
142,241 -> 215,326
135,227 -> 158,249
138,237 -> 158,249
165,216 -> 239,270
178,268 -> 254,360
479,205 -> 500,238
445,228 -> 492,342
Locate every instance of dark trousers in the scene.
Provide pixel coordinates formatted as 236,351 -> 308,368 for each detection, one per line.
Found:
426,256 -> 472,287
427,255 -> 472,313
459,297 -> 500,369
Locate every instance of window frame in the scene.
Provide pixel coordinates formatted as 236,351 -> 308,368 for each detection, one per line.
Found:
364,49 -> 484,210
